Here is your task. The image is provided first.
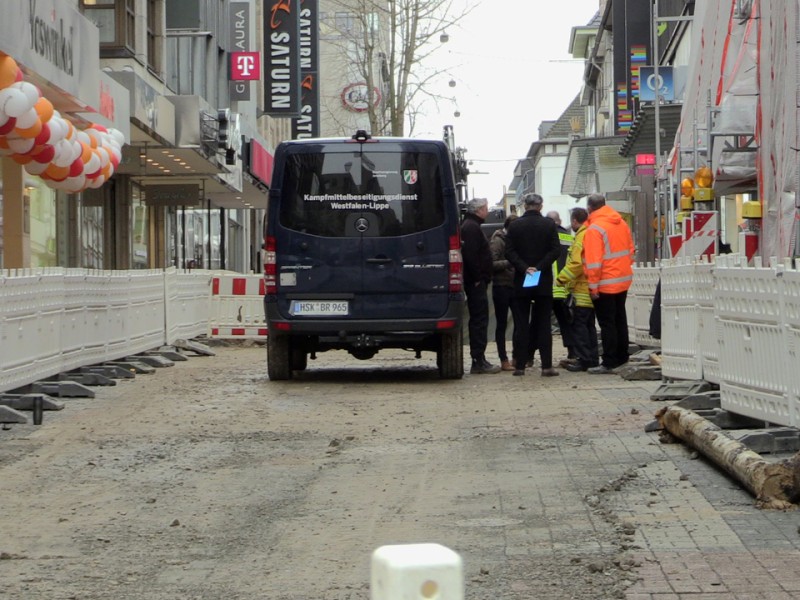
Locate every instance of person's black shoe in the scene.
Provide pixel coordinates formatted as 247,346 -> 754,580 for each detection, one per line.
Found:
587,365 -> 614,374
541,367 -> 559,377
470,359 -> 501,375
512,368 -> 525,376
565,362 -> 588,372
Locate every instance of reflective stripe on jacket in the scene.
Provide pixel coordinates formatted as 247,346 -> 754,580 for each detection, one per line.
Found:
552,229 -> 573,299
556,224 -> 592,307
584,205 -> 635,294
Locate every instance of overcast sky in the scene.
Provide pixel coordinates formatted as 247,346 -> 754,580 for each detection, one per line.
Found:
413,0 -> 601,203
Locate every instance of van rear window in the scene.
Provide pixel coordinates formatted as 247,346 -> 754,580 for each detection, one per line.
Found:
279,147 -> 445,237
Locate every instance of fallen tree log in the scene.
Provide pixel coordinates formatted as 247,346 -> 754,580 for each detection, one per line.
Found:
656,405 -> 799,509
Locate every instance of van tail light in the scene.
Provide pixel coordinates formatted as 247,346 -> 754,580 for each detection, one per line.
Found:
264,235 -> 277,295
448,234 -> 463,293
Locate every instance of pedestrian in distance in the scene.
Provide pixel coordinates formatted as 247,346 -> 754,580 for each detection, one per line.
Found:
583,193 -> 635,374
489,213 -> 518,371
546,210 -> 578,367
504,193 -> 562,377
556,207 -> 599,372
461,197 -> 502,375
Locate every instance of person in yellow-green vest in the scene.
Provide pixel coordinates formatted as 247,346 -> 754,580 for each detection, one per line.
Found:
546,211 -> 577,366
555,207 -> 599,372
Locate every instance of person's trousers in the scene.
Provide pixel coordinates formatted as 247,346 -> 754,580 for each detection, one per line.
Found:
571,305 -> 599,368
492,284 -> 514,361
465,281 -> 489,361
511,292 -> 553,369
552,297 -> 576,356
593,290 -> 629,368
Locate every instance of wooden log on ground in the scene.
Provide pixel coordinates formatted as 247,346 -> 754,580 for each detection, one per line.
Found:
656,405 -> 799,509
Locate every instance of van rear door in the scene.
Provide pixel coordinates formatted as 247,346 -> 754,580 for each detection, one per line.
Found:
272,141 -> 454,320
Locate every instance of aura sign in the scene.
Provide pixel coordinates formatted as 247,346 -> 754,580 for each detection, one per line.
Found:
229,2 -> 252,101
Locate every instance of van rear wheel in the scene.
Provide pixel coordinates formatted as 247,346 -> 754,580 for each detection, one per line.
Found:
268,333 -> 292,380
437,329 -> 464,379
290,345 -> 308,371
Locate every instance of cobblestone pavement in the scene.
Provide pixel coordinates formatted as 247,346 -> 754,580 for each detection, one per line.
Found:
0,342 -> 798,599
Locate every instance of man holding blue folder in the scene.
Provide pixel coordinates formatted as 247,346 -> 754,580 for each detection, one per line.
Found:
505,193 -> 562,377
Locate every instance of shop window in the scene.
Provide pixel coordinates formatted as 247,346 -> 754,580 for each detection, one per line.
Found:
131,186 -> 150,269
28,181 -> 57,268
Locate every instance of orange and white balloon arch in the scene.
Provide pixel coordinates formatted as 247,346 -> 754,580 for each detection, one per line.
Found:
0,52 -> 124,193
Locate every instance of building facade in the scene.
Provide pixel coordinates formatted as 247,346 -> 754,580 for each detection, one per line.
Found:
1,0 -> 292,274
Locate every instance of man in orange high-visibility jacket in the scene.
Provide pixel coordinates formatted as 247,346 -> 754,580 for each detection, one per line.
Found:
583,194 -> 635,374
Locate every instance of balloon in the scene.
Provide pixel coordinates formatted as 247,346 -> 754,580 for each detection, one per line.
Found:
63,175 -> 87,193
34,97 -> 54,123
110,128 -> 125,146
0,87 -> 30,118
69,157 -> 84,177
44,163 -> 69,181
24,160 -> 49,175
31,144 -> 55,163
14,119 -> 42,139
33,122 -> 50,146
88,175 -> 105,189
6,136 -> 34,154
15,107 -> 37,128
84,149 -> 101,176
11,152 -> 33,165
0,115 -> 15,135
11,81 -> 40,107
0,55 -> 19,89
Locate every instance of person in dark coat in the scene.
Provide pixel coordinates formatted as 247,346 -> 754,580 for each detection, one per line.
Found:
461,197 -> 501,374
505,193 -> 562,377
490,213 -> 518,371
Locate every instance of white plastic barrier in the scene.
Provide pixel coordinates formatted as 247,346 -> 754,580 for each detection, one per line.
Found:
630,263 -> 660,347
715,255 -> 792,427
0,269 -> 64,392
695,260 -> 719,384
371,544 -> 463,600
208,273 -> 267,339
165,267 -> 212,344
782,261 -> 800,427
61,269 -> 110,373
0,268 -> 215,394
660,258 -> 703,380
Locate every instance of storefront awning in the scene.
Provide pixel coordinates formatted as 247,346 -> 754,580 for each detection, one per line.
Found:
562,137 -> 632,198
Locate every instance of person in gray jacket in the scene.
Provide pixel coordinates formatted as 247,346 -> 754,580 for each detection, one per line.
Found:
489,214 -> 518,371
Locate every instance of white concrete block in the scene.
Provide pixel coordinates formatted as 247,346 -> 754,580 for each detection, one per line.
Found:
371,543 -> 463,600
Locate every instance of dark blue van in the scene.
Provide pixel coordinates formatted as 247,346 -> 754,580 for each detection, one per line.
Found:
263,131 -> 465,380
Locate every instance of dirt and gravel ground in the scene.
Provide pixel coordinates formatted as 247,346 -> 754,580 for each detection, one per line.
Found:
0,342 -> 795,600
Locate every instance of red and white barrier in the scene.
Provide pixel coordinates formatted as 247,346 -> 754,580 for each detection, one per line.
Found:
208,274 -> 267,339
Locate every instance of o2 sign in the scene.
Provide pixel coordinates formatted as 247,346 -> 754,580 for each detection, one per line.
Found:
638,66 -> 674,102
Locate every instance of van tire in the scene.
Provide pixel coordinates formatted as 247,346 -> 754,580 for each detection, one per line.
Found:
438,329 -> 464,379
291,345 -> 308,371
268,334 -> 292,380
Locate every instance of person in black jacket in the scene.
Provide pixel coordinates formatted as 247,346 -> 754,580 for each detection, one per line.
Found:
505,193 -> 562,377
461,197 -> 501,374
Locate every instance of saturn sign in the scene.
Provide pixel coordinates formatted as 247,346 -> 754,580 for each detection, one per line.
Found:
341,82 -> 381,113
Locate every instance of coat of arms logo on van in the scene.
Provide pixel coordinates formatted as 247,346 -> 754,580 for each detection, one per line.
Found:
403,170 -> 418,184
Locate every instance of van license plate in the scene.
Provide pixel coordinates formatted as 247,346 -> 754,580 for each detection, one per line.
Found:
290,300 -> 349,316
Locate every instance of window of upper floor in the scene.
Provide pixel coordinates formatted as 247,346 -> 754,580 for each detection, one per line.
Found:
80,0 -> 162,76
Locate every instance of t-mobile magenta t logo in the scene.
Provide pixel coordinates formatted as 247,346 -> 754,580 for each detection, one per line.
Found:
231,52 -> 261,80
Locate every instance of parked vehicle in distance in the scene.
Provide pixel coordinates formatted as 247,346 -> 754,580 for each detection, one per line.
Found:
263,130 -> 465,380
